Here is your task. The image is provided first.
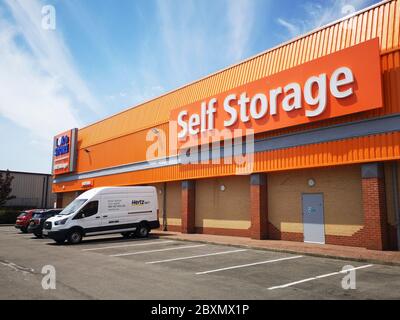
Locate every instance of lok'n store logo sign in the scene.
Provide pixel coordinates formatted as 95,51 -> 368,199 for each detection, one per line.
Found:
52,128 -> 78,175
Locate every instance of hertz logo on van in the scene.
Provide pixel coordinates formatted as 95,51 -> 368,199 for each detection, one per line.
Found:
131,200 -> 146,206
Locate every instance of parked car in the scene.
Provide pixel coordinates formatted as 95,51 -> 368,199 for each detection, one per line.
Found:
43,186 -> 160,244
27,209 -> 63,238
15,209 -> 40,233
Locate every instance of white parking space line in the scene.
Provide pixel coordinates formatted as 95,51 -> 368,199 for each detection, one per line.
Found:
146,249 -> 247,264
196,255 -> 303,275
110,244 -> 207,257
82,240 -> 175,251
267,264 -> 373,290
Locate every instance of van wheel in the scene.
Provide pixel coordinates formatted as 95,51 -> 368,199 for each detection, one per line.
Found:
136,223 -> 149,238
34,232 -> 42,238
67,230 -> 83,244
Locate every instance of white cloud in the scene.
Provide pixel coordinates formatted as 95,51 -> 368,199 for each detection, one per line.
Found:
277,18 -> 301,38
303,0 -> 367,28
0,0 -> 104,152
126,84 -> 165,106
0,19 -> 79,142
155,0 -> 257,84
156,0 -> 195,84
276,0 -> 371,39
226,0 -> 256,62
4,0 -> 104,113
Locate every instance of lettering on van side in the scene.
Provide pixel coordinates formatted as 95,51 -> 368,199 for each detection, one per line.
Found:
107,199 -> 126,211
131,200 -> 150,206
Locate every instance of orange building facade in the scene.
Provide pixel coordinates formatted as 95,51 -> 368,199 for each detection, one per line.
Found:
52,0 -> 400,250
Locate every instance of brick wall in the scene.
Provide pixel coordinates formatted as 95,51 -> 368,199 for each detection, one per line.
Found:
268,223 -> 303,242
195,227 -> 250,237
362,176 -> 388,250
325,228 -> 366,247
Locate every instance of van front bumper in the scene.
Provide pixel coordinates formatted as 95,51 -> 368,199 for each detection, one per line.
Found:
44,229 -> 68,241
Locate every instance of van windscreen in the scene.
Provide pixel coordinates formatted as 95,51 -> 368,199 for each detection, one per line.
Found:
59,199 -> 87,215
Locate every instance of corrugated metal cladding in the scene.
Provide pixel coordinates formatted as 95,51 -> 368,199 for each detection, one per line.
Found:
55,0 -> 400,192
57,131 -> 400,192
78,0 -> 400,147
2,171 -> 55,208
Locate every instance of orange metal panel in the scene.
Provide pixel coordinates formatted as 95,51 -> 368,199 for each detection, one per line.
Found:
266,49 -> 275,75
387,1 -> 395,49
395,0 -> 400,47
360,12 -> 368,43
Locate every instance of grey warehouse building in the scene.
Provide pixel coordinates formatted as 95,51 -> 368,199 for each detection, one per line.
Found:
1,170 -> 55,209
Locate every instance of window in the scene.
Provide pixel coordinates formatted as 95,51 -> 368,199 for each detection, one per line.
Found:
60,199 -> 87,215
75,201 -> 99,219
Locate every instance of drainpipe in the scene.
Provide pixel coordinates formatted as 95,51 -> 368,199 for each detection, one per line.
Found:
392,162 -> 400,251
44,175 -> 49,208
163,182 -> 167,231
41,176 -> 46,208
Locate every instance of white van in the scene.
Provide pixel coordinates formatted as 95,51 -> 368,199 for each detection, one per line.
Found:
43,187 -> 160,244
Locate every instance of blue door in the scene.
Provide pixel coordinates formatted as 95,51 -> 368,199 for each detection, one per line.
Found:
302,194 -> 325,244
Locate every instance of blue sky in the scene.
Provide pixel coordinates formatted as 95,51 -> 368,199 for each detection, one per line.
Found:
0,0 -> 379,173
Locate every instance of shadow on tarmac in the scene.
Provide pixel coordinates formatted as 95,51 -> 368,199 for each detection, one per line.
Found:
43,231 -> 176,247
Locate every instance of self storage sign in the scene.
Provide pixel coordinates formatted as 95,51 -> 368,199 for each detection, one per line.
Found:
170,38 -> 383,147
52,128 -> 78,175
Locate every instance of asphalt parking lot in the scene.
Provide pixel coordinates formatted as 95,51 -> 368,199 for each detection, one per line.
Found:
0,226 -> 399,300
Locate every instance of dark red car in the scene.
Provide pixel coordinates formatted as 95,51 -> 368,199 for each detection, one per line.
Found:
15,210 -> 39,233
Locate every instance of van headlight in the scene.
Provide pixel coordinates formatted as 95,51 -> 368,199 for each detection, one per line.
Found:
55,218 -> 68,225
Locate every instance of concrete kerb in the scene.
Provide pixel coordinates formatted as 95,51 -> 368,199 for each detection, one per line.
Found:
162,235 -> 400,267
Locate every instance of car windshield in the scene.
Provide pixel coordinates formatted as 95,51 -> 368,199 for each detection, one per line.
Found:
32,213 -> 42,218
17,212 -> 27,218
59,199 -> 87,215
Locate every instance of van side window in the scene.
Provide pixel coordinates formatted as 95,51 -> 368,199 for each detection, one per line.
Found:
75,201 -> 99,219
